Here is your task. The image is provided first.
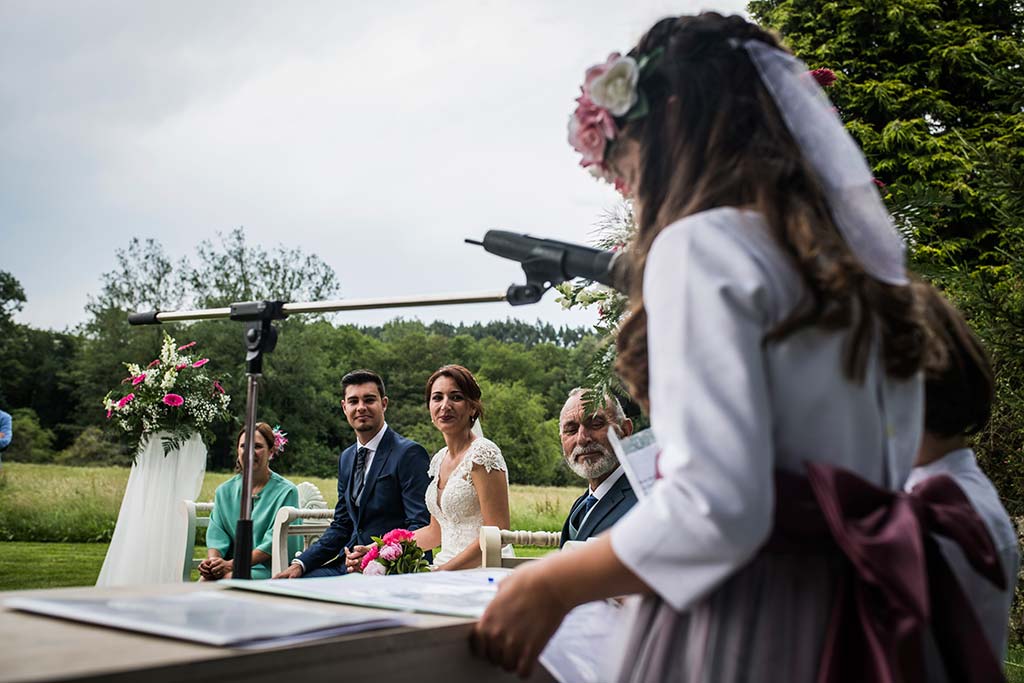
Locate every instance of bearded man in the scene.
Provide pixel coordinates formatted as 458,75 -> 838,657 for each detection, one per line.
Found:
558,388 -> 637,547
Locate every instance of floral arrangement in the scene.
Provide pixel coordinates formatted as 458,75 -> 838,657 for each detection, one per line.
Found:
103,333 -> 231,454
568,48 -> 663,190
358,528 -> 430,576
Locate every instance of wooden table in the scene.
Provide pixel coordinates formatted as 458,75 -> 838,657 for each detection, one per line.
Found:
0,582 -> 554,683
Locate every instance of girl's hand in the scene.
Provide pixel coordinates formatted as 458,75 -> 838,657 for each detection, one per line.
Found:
471,561 -> 572,678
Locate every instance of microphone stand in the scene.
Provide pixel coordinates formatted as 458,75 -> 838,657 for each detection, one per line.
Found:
128,290 -> 507,579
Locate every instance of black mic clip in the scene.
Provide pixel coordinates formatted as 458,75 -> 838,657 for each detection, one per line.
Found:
506,243 -> 570,305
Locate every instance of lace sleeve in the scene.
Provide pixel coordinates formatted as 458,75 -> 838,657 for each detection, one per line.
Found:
466,438 -> 507,476
428,449 -> 445,478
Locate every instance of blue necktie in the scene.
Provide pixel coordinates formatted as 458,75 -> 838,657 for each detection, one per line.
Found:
571,494 -> 599,540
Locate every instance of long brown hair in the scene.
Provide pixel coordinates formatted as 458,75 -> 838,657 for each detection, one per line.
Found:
614,12 -> 934,403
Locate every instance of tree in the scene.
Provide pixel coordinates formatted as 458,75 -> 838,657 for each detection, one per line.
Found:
0,271 -> 26,325
181,227 -> 340,308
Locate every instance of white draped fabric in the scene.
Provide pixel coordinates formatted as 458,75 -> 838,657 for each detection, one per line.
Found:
96,432 -> 207,586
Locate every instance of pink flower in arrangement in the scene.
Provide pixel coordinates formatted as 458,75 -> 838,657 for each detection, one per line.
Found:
117,394 -> 135,409
381,528 -> 416,545
192,358 -> 209,368
872,177 -> 887,188
213,381 -> 225,394
106,409 -> 113,419
177,341 -> 197,351
147,359 -> 161,369
175,363 -> 188,371
810,68 -> 837,88
131,373 -> 147,386
162,393 -> 185,407
360,544 -> 381,571
362,560 -> 386,576
380,543 -> 403,562
120,376 -> 131,385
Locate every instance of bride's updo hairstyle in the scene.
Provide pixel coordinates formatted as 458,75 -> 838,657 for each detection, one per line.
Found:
425,364 -> 484,423
612,12 -> 936,403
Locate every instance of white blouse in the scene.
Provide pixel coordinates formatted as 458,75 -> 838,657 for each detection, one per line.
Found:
610,207 -> 923,611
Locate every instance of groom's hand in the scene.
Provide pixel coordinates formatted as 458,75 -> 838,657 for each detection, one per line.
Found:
273,564 -> 304,579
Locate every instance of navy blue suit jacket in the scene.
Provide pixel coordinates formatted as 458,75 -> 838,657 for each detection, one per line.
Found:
297,427 -> 430,572
560,473 -> 637,547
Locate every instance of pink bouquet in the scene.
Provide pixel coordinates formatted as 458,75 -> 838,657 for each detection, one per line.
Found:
358,528 -> 430,576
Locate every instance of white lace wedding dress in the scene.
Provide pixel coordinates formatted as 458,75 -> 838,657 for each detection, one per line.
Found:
425,437 -> 510,566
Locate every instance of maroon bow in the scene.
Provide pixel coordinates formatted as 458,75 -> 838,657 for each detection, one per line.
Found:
768,461 -> 1006,683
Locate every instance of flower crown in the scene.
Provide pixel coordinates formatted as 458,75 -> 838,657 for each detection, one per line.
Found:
567,47 -> 663,191
271,425 -> 288,458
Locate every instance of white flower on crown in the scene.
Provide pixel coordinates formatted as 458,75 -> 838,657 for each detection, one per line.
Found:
588,56 -> 640,117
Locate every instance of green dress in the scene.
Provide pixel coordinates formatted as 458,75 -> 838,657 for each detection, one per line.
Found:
206,471 -> 301,579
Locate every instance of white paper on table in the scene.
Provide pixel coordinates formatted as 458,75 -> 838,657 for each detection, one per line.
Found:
539,599 -> 627,683
4,591 -> 406,648
608,428 -> 659,499
228,568 -> 513,618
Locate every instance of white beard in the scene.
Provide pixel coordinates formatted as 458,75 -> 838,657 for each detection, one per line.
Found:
566,443 -> 618,481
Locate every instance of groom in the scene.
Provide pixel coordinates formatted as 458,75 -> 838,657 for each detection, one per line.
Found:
274,369 -> 431,578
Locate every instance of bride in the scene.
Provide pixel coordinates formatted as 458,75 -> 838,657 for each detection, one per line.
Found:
347,364 -> 510,571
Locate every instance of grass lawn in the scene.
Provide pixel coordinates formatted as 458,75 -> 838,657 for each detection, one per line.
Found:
0,463 -> 572,591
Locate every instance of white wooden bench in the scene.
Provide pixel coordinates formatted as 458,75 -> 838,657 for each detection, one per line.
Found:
478,526 -> 584,568
182,481 -> 330,580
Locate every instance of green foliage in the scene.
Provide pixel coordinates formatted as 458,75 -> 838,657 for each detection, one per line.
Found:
3,409 -> 56,463
478,379 -> 564,485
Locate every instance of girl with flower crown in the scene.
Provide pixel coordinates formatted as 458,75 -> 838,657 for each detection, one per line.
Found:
200,422 -> 301,581
473,12 -> 1005,683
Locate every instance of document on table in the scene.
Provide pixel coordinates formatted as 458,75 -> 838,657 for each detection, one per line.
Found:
5,591 -> 406,649
228,568 -> 512,619
540,599 -> 627,683
609,428 -> 659,499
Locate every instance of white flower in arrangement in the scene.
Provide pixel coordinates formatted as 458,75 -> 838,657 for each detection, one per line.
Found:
589,56 -> 640,117
102,333 -> 232,455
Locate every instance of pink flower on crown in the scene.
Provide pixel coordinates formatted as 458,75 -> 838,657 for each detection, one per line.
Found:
360,544 -> 381,571
162,393 -> 184,407
192,358 -> 209,368
568,102 -> 612,168
810,68 -> 837,88
147,359 -> 161,368
380,543 -> 403,562
177,341 -> 197,351
381,528 -> 416,545
131,373 -> 147,386
872,177 -> 887,188
362,560 -> 386,576
117,394 -> 135,408
176,363 -> 188,371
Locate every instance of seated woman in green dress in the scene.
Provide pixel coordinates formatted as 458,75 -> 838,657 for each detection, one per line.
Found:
199,422 -> 301,580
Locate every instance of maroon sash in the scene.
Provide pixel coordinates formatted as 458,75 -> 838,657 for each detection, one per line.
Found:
767,461 -> 1006,683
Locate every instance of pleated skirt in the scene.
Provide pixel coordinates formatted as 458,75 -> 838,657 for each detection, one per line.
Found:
610,552 -> 841,683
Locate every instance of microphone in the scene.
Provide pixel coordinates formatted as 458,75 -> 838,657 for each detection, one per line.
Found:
466,231 -> 630,297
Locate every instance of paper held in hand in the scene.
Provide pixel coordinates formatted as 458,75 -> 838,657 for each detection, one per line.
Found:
608,428 -> 659,499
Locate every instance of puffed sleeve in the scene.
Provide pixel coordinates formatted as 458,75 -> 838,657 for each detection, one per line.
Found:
610,209 -> 778,612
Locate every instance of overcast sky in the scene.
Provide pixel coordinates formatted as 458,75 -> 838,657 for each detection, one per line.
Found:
1,0 -> 748,332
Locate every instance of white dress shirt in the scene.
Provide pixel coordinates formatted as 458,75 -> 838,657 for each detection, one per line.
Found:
610,207 -> 923,611
354,422 -> 388,506
905,448 -> 1019,659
